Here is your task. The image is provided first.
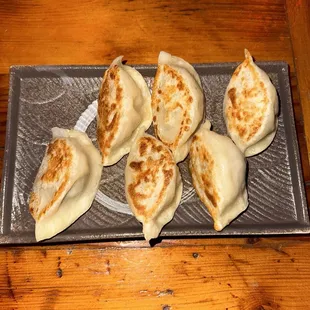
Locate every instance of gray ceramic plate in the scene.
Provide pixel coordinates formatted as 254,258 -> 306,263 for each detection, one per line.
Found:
0,62 -> 309,244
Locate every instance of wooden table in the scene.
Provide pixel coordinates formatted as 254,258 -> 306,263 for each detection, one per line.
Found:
1,0 -> 310,309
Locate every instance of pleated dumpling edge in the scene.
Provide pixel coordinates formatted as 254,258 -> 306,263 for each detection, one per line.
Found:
223,49 -> 279,157
125,133 -> 183,241
189,121 -> 248,231
97,56 -> 152,166
151,51 -> 204,163
29,128 -> 102,241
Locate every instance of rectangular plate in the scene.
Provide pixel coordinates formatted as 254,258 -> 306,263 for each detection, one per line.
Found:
0,62 -> 309,244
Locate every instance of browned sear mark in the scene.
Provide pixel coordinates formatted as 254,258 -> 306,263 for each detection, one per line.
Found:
97,65 -> 122,162
30,139 -> 73,221
129,161 -> 143,170
139,141 -> 148,156
128,136 -> 175,218
177,81 -> 184,90
226,59 -> 269,143
189,139 -> 220,219
41,139 -> 72,183
151,64 -> 195,151
228,88 -> 237,108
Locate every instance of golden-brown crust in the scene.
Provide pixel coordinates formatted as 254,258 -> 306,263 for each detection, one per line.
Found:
30,139 -> 73,221
232,64 -> 242,77
127,136 -> 175,218
151,64 -> 193,151
37,177 -> 69,220
41,139 -> 72,183
225,60 -> 269,143
189,135 -> 219,219
97,65 -> 122,163
29,192 -> 39,218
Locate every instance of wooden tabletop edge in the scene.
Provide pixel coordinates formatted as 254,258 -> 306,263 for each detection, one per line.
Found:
286,0 -> 310,162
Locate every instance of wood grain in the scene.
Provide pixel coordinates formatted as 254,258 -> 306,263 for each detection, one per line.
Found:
0,0 -> 310,309
0,149 -> 3,181
0,74 -> 8,150
286,0 -> 310,160
1,239 -> 310,309
290,73 -> 310,183
0,0 -> 294,72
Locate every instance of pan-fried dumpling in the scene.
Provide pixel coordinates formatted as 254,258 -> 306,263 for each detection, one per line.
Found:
29,128 -> 102,241
189,121 -> 248,231
97,56 -> 152,166
125,133 -> 183,241
151,51 -> 204,163
223,49 -> 279,157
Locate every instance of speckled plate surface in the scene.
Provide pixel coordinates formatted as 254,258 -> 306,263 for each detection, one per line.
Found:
0,62 -> 309,244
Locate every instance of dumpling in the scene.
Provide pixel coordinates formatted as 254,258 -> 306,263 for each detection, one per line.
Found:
189,121 -> 248,231
151,51 -> 204,163
223,49 -> 279,157
29,128 -> 102,241
125,133 -> 183,241
97,56 -> 152,166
